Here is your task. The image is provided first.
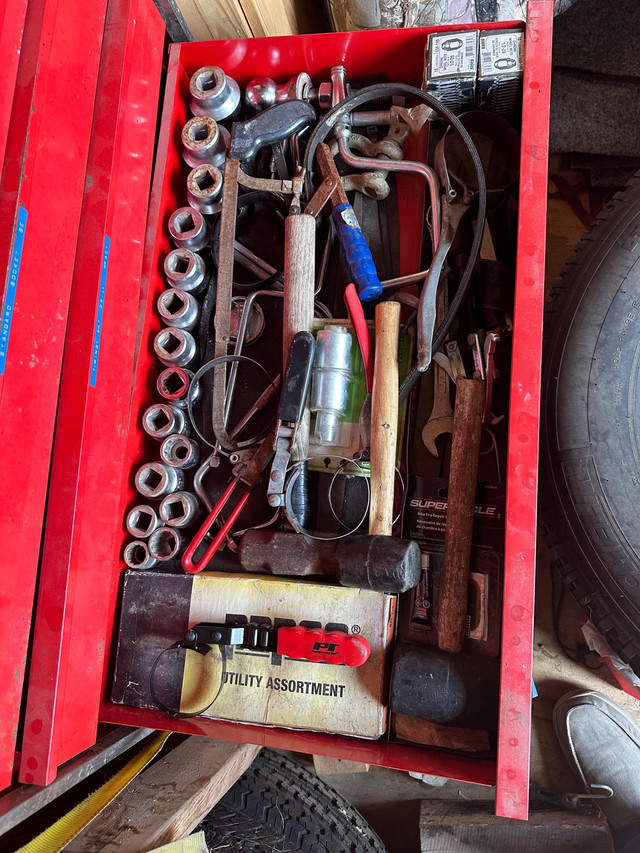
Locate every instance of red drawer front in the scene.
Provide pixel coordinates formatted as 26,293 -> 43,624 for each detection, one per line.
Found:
17,0 -> 165,786
0,0 -> 109,790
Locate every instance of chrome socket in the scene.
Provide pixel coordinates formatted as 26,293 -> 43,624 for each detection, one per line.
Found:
189,66 -> 241,121
142,403 -> 188,440
135,461 -> 184,499
164,249 -> 207,294
153,327 -> 197,368
148,526 -> 183,561
181,116 -> 229,169
126,504 -> 161,538
157,288 -> 200,330
187,164 -> 223,215
168,207 -> 210,252
244,72 -> 313,114
160,434 -> 200,469
157,367 -> 199,409
123,540 -> 158,570
159,491 -> 200,528
310,325 -> 353,446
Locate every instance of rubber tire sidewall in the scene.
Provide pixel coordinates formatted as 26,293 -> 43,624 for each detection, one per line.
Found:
541,173 -> 640,668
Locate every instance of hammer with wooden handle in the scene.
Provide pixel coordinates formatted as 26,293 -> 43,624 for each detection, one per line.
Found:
437,377 -> 485,654
369,301 -> 401,537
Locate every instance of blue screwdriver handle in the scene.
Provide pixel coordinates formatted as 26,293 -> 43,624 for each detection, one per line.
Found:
331,203 -> 382,302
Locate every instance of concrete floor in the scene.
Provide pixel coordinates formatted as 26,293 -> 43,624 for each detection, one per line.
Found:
312,161 -> 640,852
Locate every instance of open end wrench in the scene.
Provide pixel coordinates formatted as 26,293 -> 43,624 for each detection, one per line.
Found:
421,283 -> 453,457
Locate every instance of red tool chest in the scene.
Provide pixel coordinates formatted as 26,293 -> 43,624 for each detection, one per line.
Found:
13,0 -> 552,821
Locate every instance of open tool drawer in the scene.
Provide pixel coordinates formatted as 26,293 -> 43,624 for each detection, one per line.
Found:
20,3 -> 552,820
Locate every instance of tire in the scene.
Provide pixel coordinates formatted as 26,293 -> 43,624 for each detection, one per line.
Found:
197,749 -> 389,853
541,170 -> 640,673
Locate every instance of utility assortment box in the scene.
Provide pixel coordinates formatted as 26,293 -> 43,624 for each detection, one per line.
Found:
113,571 -> 395,736
6,0 -> 553,821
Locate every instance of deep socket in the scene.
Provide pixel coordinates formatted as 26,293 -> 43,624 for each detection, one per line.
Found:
142,403 -> 188,440
181,116 -> 229,169
123,540 -> 158,570
187,164 -> 223,215
189,66 -> 240,121
125,504 -> 160,538
157,288 -> 200,330
148,526 -> 183,561
159,492 -> 200,528
310,325 -> 353,446
163,249 -> 207,294
160,434 -> 200,469
135,462 -> 184,499
157,367 -> 199,409
153,327 -> 197,368
168,207 -> 210,252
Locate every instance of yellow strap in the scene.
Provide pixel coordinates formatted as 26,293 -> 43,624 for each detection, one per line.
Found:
16,731 -> 171,853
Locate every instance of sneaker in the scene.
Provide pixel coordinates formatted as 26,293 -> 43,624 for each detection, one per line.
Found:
553,690 -> 640,853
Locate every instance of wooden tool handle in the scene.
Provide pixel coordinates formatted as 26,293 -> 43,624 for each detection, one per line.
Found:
438,378 -> 485,653
283,212 -> 315,461
369,301 -> 401,536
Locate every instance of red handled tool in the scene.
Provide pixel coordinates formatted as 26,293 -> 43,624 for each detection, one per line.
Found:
184,622 -> 371,667
183,332 -> 317,573
344,281 -> 374,458
182,435 -> 274,574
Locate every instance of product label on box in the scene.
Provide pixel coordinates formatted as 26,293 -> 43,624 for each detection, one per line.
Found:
429,31 -> 478,79
479,31 -> 524,77
405,477 -> 505,550
400,478 -> 504,656
181,573 -> 394,738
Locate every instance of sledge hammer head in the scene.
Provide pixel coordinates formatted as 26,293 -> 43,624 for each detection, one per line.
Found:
238,529 -> 421,594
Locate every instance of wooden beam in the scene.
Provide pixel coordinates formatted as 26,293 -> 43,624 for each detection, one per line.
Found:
239,0 -> 298,37
66,738 -> 260,853
175,0 -> 251,40
313,755 -> 370,775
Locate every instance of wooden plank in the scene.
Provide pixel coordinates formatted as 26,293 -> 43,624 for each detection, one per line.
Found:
66,738 -> 260,852
239,0 -> 298,37
175,0 -> 251,40
313,755 -> 370,775
393,713 -> 490,753
420,801 -> 613,852
0,728 -> 153,835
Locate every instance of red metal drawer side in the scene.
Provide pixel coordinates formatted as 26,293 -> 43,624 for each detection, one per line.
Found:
18,0 -> 165,786
0,0 -> 29,168
496,0 -> 553,819
0,0 -> 108,791
97,4 -> 551,821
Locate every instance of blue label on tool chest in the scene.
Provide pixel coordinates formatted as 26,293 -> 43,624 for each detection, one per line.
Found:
90,235 -> 110,387
0,206 -> 28,375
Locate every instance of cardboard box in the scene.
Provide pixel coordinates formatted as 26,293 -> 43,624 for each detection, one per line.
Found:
112,571 -> 395,738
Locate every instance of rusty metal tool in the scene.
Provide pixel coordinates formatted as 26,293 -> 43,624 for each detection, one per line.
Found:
238,528 -> 420,593
267,331 -> 315,508
437,377 -> 485,654
421,282 -> 453,457
369,301 -> 401,536
211,101 -> 316,454
314,142 -> 382,301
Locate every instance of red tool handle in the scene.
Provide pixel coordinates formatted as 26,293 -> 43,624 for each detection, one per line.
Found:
344,282 -> 374,393
182,483 -> 250,574
276,626 -> 371,667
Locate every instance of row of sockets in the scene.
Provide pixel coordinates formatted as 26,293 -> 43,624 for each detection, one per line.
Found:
122,69 -> 248,570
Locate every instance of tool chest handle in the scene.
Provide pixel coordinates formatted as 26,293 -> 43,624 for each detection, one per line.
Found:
276,626 -> 371,667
